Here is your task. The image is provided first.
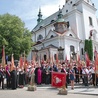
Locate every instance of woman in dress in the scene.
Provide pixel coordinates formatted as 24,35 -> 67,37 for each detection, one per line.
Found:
69,65 -> 75,90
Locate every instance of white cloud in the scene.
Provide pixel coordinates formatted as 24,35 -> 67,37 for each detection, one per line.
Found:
41,0 -> 65,18
8,0 -> 65,30
15,0 -> 65,20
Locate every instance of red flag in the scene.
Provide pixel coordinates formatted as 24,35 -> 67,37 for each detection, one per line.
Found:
95,53 -> 98,74
10,54 -> 15,71
19,55 -> 23,68
24,59 -> 28,71
85,52 -> 90,67
50,54 -> 54,64
51,72 -> 66,88
65,56 -> 68,63
23,51 -> 25,65
77,53 -> 80,63
2,46 -> 5,67
32,53 -> 36,64
23,51 -> 27,70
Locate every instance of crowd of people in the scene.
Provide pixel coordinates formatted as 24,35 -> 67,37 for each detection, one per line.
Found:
0,60 -> 98,90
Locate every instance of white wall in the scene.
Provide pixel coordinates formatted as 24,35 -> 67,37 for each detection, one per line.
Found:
75,12 -> 84,40
82,3 -> 97,39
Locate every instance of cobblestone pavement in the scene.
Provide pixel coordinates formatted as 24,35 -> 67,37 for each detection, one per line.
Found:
0,85 -> 98,98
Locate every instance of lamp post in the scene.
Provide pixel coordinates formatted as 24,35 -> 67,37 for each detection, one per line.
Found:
58,46 -> 64,62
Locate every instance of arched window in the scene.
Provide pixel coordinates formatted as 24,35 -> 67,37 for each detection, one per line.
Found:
51,20 -> 55,23
69,34 -> 73,36
40,26 -> 43,29
44,55 -> 47,61
50,35 -> 54,38
37,34 -> 43,41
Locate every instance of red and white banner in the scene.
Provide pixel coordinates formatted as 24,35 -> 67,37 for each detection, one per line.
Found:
51,72 -> 66,88
85,52 -> 90,67
19,55 -> 23,68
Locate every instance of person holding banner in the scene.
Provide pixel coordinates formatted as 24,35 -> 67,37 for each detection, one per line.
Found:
61,64 -> 67,88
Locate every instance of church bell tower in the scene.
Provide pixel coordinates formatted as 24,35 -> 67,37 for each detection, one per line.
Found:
54,8 -> 67,34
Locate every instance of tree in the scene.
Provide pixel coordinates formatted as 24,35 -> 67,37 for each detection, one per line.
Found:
84,39 -> 93,60
84,40 -> 89,53
0,13 -> 32,60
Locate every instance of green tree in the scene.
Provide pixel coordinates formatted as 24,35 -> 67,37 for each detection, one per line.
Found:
0,13 -> 32,60
84,40 -> 89,53
89,40 -> 93,60
84,39 -> 93,60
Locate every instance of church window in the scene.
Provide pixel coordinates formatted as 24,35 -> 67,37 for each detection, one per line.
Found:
70,1 -> 72,4
66,0 -> 68,3
69,34 -> 72,36
70,45 -> 74,52
73,4 -> 76,6
50,35 -> 54,38
81,48 -> 84,55
44,55 -> 47,61
67,21 -> 70,28
89,17 -> 93,26
51,20 -> 55,23
37,34 -> 43,41
40,26 -> 43,29
66,10 -> 68,12
92,3 -> 94,6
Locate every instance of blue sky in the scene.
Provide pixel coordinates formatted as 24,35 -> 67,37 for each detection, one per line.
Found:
0,0 -> 98,31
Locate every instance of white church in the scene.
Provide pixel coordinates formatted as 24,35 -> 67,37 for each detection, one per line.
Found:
28,0 -> 98,62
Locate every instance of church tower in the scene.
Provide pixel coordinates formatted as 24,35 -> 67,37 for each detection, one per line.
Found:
37,8 -> 43,24
54,8 -> 67,34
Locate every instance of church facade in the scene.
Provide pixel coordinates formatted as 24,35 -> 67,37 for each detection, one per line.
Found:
28,0 -> 98,62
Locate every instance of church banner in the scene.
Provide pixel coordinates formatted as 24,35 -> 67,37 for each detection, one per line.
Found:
51,72 -> 66,88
